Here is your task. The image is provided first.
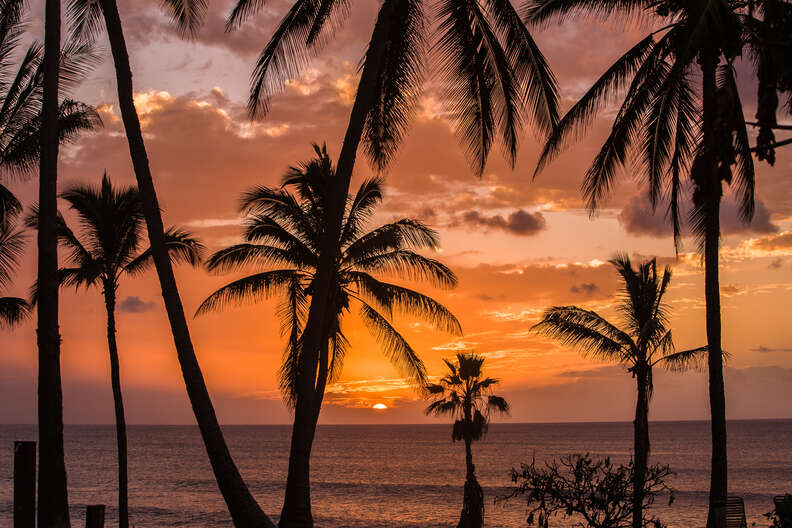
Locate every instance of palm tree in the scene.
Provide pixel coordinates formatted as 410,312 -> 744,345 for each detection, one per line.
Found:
531,255 -> 707,528
227,3 -> 558,524
28,174 -> 203,528
525,1 -> 774,525
0,1 -> 101,522
65,2 -> 275,526
197,144 -> 462,520
0,207 -> 29,328
425,352 -> 509,528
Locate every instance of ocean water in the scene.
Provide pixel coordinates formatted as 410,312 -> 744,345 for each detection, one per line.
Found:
1,421 -> 790,527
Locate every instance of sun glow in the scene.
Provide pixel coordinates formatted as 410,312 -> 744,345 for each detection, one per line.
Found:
372,403 -> 388,410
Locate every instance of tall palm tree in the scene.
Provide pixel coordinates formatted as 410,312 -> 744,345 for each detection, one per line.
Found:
1,1 -> 101,521
531,255 -> 708,528
65,2 -> 275,526
0,206 -> 28,328
227,3 -> 558,524
197,144 -> 462,522
425,352 -> 509,528
525,1 -> 776,525
28,174 -> 203,528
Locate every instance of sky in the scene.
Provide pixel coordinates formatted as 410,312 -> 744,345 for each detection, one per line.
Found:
1,0 -> 791,425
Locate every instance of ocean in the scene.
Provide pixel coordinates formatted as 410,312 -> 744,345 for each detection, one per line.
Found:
1,421 -> 790,527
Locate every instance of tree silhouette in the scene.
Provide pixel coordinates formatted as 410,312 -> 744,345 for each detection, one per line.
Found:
425,352 -> 509,528
29,174 -> 202,528
198,144 -> 461,508
526,1 -> 789,524
65,2 -> 275,526
226,3 -> 557,523
532,255 -> 707,528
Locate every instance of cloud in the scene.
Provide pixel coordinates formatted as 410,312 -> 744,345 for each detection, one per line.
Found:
618,193 -> 779,238
720,284 -> 744,297
570,282 -> 599,295
751,346 -> 792,353
769,258 -> 784,269
456,209 -> 547,237
118,296 -> 158,313
752,232 -> 792,252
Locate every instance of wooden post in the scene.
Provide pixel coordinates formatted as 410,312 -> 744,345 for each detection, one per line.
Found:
85,505 -> 105,528
14,441 -> 36,528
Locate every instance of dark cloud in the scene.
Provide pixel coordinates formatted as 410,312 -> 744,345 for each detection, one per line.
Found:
570,282 -> 599,295
769,258 -> 784,269
618,193 -> 779,238
118,296 -> 158,314
458,209 -> 547,237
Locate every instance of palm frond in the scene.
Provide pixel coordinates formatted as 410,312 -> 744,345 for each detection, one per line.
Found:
350,250 -> 457,289
359,302 -> 428,388
160,0 -> 207,38
658,345 -> 709,371
0,222 -> 25,288
436,0 -> 496,176
533,33 -> 656,178
351,271 -> 462,335
195,269 -> 301,315
0,295 -> 29,327
124,226 -> 204,275
486,0 -> 560,134
203,243 -> 303,274
531,306 -> 633,363
241,0 -> 323,119
343,218 -> 440,262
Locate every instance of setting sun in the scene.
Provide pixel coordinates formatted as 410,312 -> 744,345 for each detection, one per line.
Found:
372,403 -> 388,410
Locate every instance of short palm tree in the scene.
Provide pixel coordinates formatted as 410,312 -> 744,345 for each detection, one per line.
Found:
29,174 -> 203,528
227,4 -> 558,523
197,143 -> 462,519
531,255 -> 707,528
65,3 -> 273,526
425,352 -> 509,528
0,207 -> 29,328
525,1 -> 787,524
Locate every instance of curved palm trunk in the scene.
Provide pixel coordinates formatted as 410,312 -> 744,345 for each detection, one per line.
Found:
279,6 -> 395,527
700,53 -> 727,528
97,2 -> 273,526
104,289 -> 129,528
633,369 -> 650,528
37,1 -> 70,525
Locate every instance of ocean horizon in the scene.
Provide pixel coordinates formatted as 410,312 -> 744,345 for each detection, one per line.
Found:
2,420 -> 790,527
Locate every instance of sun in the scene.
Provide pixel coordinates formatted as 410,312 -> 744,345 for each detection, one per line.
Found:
372,403 -> 388,410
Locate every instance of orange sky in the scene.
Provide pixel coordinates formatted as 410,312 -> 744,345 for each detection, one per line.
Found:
2,0 -> 791,424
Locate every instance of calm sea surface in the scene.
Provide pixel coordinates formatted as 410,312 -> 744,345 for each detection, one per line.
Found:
1,421 -> 790,527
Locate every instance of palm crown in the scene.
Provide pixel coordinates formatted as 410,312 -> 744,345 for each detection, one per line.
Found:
27,174 -> 203,299
227,0 -> 559,176
529,0 -> 764,246
198,144 -> 462,404
532,255 -> 707,391
0,0 -> 102,225
425,352 -> 509,442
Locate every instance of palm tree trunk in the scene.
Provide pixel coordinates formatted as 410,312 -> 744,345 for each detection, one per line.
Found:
700,51 -> 727,528
279,6 -> 395,527
104,289 -> 129,528
458,427 -> 482,528
37,1 -> 70,525
633,369 -> 650,528
97,2 -> 273,526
